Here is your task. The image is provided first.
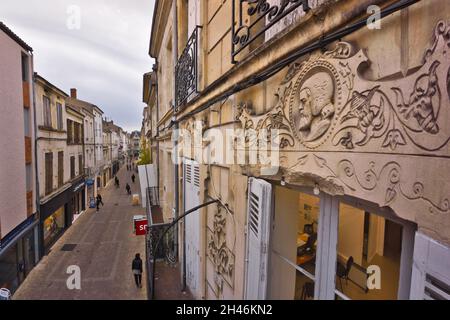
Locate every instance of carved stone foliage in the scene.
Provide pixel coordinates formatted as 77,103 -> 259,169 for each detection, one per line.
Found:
285,154 -> 449,215
237,21 -> 450,240
238,21 -> 450,153
207,205 -> 234,296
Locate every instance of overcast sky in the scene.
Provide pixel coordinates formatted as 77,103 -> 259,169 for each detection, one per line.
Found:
0,0 -> 155,132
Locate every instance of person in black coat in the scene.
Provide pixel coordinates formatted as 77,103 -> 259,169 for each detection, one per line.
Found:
132,253 -> 143,288
131,174 -> 135,183
96,194 -> 104,211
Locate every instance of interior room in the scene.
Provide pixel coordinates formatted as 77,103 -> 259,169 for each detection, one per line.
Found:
268,185 -> 402,300
335,202 -> 401,300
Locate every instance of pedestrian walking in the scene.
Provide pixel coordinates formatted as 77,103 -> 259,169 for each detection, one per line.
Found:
132,253 -> 143,288
96,194 -> 104,211
131,174 -> 135,183
115,176 -> 120,188
126,183 -> 131,195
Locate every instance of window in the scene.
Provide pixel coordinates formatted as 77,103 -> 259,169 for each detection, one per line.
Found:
268,186 -> 320,300
24,108 -> 30,137
58,151 -> 64,187
70,156 -> 75,179
74,122 -> 80,144
67,119 -> 73,143
21,54 -> 28,81
267,183 -> 416,300
43,96 -> 52,127
45,152 -> 53,195
78,154 -> 83,176
335,203 -> 402,300
56,103 -> 63,130
25,164 -> 33,192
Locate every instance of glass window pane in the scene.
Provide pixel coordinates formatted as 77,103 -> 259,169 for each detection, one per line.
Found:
23,108 -> 30,137
269,186 -> 319,300
335,202 -> 402,300
25,164 -> 32,191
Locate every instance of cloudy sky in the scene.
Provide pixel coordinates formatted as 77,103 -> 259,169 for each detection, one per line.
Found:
0,0 -> 155,132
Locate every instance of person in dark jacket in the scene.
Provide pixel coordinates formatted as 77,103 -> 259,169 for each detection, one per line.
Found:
132,253 -> 143,288
126,183 -> 131,195
96,194 -> 104,211
131,174 -> 136,183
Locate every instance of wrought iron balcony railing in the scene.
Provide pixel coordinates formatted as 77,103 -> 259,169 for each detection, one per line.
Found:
231,0 -> 311,63
175,26 -> 201,111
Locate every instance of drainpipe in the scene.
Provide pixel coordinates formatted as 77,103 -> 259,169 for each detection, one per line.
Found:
171,0 -> 181,285
153,62 -> 160,189
31,65 -> 42,260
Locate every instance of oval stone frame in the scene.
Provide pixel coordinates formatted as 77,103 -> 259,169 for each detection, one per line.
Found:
288,60 -> 344,149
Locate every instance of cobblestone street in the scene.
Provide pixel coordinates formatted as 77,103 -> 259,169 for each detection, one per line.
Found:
13,166 -> 148,300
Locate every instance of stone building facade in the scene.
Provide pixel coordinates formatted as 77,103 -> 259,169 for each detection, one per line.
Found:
146,0 -> 450,300
0,22 -> 38,294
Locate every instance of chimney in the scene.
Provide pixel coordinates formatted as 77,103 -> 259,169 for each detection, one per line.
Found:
70,88 -> 77,99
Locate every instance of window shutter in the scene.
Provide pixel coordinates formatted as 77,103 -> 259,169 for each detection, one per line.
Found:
79,154 -> 83,176
184,158 -> 201,297
58,151 -> 64,187
245,177 -> 272,300
410,232 -> 450,300
45,152 -> 53,195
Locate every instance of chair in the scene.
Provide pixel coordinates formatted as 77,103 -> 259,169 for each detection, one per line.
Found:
336,256 -> 354,293
297,232 -> 317,257
301,281 -> 314,300
303,223 -> 314,235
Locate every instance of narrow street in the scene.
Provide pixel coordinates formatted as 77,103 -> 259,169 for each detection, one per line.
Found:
13,166 -> 147,300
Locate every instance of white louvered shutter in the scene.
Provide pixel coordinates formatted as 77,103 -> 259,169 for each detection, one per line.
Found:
184,158 -> 201,297
245,178 -> 272,300
410,232 -> 450,300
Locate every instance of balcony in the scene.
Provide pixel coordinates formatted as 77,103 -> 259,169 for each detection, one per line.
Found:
231,0 -> 311,63
175,26 -> 201,111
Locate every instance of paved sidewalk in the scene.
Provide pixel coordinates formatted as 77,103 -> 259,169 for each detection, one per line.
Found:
13,166 -> 148,300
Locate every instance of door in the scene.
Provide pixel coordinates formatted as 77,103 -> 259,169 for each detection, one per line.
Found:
244,177 -> 272,300
384,219 -> 403,259
184,158 -> 201,297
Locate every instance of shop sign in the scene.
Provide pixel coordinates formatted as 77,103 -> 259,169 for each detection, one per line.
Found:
134,216 -> 147,236
86,179 -> 94,186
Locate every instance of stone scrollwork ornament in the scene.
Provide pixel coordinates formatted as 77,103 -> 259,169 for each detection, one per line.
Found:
238,21 -> 450,152
237,21 -> 450,241
207,205 -> 234,296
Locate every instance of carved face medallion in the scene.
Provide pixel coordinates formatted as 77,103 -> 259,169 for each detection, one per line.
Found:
290,66 -> 339,147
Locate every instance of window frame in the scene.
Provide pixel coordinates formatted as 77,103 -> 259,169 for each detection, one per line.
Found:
267,184 -> 416,300
70,156 -> 75,180
43,96 -> 52,128
56,102 -> 63,130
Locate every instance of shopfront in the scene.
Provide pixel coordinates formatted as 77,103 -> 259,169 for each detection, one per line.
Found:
86,178 -> 96,208
39,185 -> 72,254
0,215 -> 39,294
42,206 -> 66,249
112,160 -> 120,176
71,177 -> 86,222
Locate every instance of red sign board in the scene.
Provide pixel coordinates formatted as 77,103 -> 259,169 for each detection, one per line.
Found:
135,219 -> 148,236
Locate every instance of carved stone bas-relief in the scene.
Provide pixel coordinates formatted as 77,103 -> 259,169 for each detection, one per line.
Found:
238,21 -> 450,153
293,71 -> 335,142
207,205 -> 234,297
237,21 -> 450,243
